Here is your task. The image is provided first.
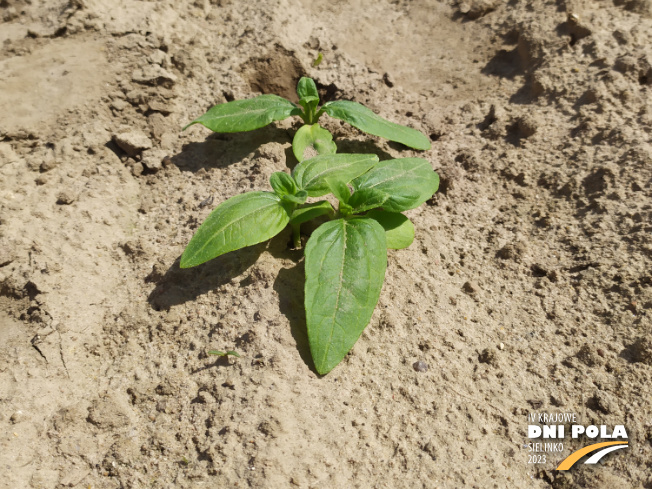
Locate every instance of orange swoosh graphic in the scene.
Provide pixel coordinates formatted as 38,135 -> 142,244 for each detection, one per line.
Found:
556,441 -> 628,470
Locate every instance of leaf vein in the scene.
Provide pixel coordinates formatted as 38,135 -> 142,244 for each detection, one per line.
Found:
320,220 -> 347,367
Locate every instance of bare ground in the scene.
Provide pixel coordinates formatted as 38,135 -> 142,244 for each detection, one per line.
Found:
0,0 -> 651,488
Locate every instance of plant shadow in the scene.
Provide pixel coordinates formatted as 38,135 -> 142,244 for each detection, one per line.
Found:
147,242 -> 268,311
335,138 -> 395,161
148,226 -> 319,373
171,126 -> 293,173
273,260 -> 317,374
481,47 -> 523,80
190,354 -> 238,374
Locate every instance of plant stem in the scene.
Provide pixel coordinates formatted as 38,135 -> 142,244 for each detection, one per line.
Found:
291,222 -> 301,249
302,105 -> 321,125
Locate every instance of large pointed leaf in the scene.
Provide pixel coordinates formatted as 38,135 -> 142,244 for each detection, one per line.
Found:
305,217 -> 387,374
183,95 -> 300,133
180,192 -> 291,268
365,210 -> 414,249
292,124 -> 337,162
292,153 -> 379,197
322,100 -> 431,150
352,158 -> 439,212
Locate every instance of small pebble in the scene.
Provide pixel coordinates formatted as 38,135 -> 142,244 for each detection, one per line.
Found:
130,162 -> 144,176
631,336 -> 652,365
56,190 -> 77,205
141,149 -> 167,172
40,156 -> 58,172
383,72 -> 395,88
110,99 -> 129,112
113,130 -> 152,157
10,411 -> 27,424
132,65 -> 177,86
412,360 -> 429,372
0,239 -> 16,267
199,195 -> 214,208
479,347 -> 498,366
462,281 -> 479,295
516,115 -> 537,138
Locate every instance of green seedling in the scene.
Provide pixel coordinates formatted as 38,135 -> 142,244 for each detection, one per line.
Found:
312,52 -> 324,67
181,153 -> 439,374
208,350 -> 241,358
183,77 -> 430,162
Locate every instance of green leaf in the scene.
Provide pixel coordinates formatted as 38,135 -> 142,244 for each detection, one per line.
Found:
297,78 -> 320,117
292,153 -> 379,197
348,187 -> 388,213
183,94 -> 300,133
304,218 -> 387,374
299,97 -> 319,118
322,100 -> 431,150
292,124 -> 337,162
365,210 -> 414,249
289,201 -> 334,226
325,178 -> 350,204
208,350 -> 241,358
180,191 -> 291,268
352,158 -> 439,212
338,202 -> 354,216
270,171 -> 298,198
281,190 -> 308,205
297,77 -> 319,101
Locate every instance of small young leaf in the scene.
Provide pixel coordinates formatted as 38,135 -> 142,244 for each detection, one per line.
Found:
352,158 -> 439,212
312,52 -> 324,67
365,210 -> 414,249
348,187 -> 388,213
183,95 -> 301,133
180,192 -> 291,268
208,350 -> 241,358
270,171 -> 298,198
296,77 -> 319,102
338,202 -> 354,216
299,96 -> 319,117
299,95 -> 319,109
281,190 -> 308,205
325,178 -> 350,204
304,217 -> 387,374
292,153 -> 379,197
289,201 -> 334,226
300,95 -> 319,105
322,100 -> 431,150
292,124 -> 337,162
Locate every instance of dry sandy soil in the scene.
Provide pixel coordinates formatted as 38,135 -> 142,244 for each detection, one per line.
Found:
1,0 -> 651,488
